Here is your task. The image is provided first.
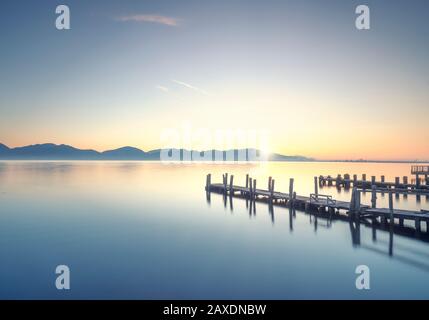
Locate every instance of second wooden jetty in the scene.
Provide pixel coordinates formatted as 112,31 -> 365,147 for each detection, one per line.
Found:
205,173 -> 429,232
318,166 -> 429,194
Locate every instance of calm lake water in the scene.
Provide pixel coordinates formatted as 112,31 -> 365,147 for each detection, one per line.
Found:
1,161 -> 429,299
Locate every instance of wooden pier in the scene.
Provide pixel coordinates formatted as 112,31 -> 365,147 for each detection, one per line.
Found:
318,167 -> 429,194
205,173 -> 429,232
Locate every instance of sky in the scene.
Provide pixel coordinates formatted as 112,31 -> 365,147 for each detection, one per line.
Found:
0,0 -> 428,160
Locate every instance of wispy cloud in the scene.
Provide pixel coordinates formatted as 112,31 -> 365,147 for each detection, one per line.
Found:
156,85 -> 169,92
171,80 -> 209,95
115,14 -> 180,26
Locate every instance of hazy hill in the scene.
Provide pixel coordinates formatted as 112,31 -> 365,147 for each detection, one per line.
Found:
0,143 -> 313,161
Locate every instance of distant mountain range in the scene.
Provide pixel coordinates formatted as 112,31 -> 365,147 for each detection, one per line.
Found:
0,143 -> 313,161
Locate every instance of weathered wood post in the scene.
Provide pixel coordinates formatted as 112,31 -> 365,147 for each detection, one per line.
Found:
389,191 -> 394,226
206,173 -> 211,191
362,174 -> 366,182
249,177 -> 253,199
253,179 -> 257,200
268,176 -> 272,192
270,179 -> 275,199
371,176 -> 376,186
289,178 -> 294,206
344,174 -> 350,188
356,189 -> 361,216
224,173 -> 228,192
381,175 -> 385,183
246,174 -> 249,189
371,185 -> 377,208
416,174 -> 420,188
403,176 -> 408,185
395,177 -> 400,188
416,218 -> 421,232
229,175 -> 234,195
353,174 -> 357,186
349,187 -> 360,219
336,174 -> 342,187
314,176 -> 318,196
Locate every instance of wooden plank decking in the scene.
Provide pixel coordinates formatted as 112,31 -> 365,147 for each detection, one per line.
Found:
206,173 -> 429,232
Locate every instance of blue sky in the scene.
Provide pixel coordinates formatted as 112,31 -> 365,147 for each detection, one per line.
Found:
0,0 -> 428,159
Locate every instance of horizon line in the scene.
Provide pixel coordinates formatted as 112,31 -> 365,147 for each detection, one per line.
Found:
1,142 -> 429,163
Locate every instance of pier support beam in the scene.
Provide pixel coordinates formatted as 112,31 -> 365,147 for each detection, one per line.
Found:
253,179 -> 257,200
270,179 -> 275,200
314,176 -> 318,195
249,178 -> 253,199
395,177 -> 400,188
289,178 -> 294,207
344,174 -> 350,188
206,173 -> 211,191
371,185 -> 377,208
349,187 -> 361,219
416,219 -> 421,233
389,192 -> 394,226
336,174 -> 342,187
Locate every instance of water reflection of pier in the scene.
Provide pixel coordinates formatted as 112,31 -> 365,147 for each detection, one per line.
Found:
206,191 -> 429,273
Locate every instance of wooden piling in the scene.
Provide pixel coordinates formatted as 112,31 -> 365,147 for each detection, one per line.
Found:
344,174 -> 350,188
270,179 -> 275,199
336,174 -> 341,186
371,176 -> 376,186
350,187 -> 361,218
381,175 -> 385,183
289,178 -> 294,206
353,174 -> 357,186
249,177 -> 253,199
206,173 -> 211,191
395,177 -> 400,188
229,175 -> 234,195
268,176 -> 272,191
403,176 -> 408,185
253,179 -> 257,200
371,185 -> 377,208
416,219 -> 421,232
314,176 -> 318,195
389,192 -> 394,225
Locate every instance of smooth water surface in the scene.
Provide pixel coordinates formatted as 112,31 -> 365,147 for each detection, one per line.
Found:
0,161 -> 429,299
